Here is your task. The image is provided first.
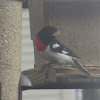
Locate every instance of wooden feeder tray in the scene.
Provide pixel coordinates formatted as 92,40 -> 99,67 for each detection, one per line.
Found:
22,65 -> 100,90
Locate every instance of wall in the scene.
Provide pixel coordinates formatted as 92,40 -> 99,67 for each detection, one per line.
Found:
48,2 -> 100,66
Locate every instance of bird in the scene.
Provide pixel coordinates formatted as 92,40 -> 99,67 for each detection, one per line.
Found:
35,26 -> 94,81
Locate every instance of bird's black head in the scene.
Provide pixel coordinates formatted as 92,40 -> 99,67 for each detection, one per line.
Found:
37,26 -> 60,45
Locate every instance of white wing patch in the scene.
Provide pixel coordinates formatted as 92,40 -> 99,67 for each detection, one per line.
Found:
62,50 -> 69,55
52,43 -> 60,48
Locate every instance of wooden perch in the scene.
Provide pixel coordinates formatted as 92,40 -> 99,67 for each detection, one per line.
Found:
22,64 -> 100,90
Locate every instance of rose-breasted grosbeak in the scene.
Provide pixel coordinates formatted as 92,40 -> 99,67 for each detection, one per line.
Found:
35,26 -> 93,80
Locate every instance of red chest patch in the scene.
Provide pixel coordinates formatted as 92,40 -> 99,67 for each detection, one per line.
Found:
35,36 -> 48,51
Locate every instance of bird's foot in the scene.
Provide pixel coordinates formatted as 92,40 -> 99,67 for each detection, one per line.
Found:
41,63 -> 57,69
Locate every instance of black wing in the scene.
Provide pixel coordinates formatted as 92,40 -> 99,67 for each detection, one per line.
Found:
49,39 -> 80,59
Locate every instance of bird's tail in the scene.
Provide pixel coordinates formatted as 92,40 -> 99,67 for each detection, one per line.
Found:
72,58 -> 94,81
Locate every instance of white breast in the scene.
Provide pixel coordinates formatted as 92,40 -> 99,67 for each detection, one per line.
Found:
39,46 -> 75,66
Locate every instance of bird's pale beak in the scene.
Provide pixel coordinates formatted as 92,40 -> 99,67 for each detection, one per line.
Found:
53,31 -> 60,37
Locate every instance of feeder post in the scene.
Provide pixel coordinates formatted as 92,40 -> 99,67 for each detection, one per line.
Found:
0,0 -> 22,100
28,0 -> 46,68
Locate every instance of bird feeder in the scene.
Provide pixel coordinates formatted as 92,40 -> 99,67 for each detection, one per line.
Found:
22,0 -> 100,90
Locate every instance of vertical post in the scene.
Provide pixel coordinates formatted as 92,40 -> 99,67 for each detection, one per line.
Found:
0,0 -> 22,100
28,0 -> 45,68
83,89 -> 100,100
